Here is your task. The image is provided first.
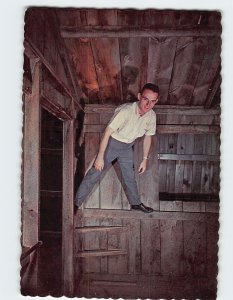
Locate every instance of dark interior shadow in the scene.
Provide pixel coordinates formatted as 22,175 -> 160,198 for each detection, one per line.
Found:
74,98 -> 85,195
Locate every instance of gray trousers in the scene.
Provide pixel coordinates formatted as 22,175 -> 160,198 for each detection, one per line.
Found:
75,137 -> 141,207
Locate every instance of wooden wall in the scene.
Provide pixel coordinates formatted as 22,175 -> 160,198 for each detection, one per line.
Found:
73,103 -> 220,298
74,210 -> 218,299
80,104 -> 220,211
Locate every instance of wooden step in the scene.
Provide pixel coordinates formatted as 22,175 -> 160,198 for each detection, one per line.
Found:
76,249 -> 127,258
75,225 -> 127,233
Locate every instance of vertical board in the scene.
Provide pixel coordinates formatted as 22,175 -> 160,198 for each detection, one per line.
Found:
91,37 -> 122,103
169,37 -> 206,105
84,132 -> 100,208
147,37 -> 178,104
136,137 -> 159,209
160,220 -> 183,275
86,9 -> 118,26
141,219 -> 160,275
22,60 -> 40,247
107,219 -> 128,274
62,120 -> 75,295
174,161 -> 184,193
123,219 -> 141,274
192,37 -> 221,105
119,37 -> 149,100
99,164 -> 122,209
82,218 -> 101,273
183,220 -> 207,276
64,38 -> 100,103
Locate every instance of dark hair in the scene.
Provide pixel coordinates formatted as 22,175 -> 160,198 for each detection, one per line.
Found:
141,83 -> 159,95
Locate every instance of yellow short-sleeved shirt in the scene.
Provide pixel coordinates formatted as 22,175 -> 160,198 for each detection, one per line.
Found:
108,102 -> 156,143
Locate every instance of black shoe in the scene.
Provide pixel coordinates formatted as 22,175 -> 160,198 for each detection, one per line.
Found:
74,205 -> 79,214
131,203 -> 154,213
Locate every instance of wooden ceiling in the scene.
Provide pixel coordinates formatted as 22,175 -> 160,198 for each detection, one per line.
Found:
35,8 -> 223,108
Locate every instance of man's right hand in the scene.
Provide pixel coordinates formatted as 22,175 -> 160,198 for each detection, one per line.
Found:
94,155 -> 104,171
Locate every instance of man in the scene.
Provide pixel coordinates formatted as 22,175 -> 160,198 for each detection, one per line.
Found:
74,83 -> 159,213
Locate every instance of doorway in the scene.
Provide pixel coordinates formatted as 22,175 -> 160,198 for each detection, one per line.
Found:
38,108 -> 63,296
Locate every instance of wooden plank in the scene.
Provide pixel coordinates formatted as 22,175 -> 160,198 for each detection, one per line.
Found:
147,37 -> 177,104
192,161 -> 202,193
84,124 -> 220,134
86,9 -> 118,26
62,120 -> 75,295
64,38 -> 100,103
85,103 -> 220,115
91,37 -> 122,103
99,163 -> 122,209
123,219 -> 141,274
141,219 -> 160,274
108,219 -> 128,274
82,218 -> 101,273
160,220 -> 183,275
168,37 -> 207,105
157,114 -> 220,125
183,202 -> 205,212
24,38 -> 76,104
174,160 -> 185,193
205,71 -> 221,108
22,60 -> 40,248
158,153 -> 220,161
61,26 -> 221,38
99,218 -> 109,274
84,132 -> 100,208
80,208 -> 214,221
75,225 -> 127,233
159,160 -> 167,193
119,37 -> 148,100
183,220 -> 207,276
201,161 -> 210,193
192,37 -> 221,106
77,250 -> 127,257
183,161 -> 193,193
160,201 -> 183,212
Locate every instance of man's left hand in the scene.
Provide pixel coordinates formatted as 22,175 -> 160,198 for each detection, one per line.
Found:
138,159 -> 147,174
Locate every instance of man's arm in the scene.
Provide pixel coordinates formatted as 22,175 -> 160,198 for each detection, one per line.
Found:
94,126 -> 114,171
138,135 -> 152,174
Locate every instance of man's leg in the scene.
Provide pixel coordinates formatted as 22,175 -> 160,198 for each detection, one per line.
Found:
75,138 -> 117,208
117,146 -> 153,213
117,148 -> 141,205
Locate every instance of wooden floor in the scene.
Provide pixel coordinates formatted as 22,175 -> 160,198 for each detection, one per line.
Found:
73,208 -> 218,299
76,273 -> 217,299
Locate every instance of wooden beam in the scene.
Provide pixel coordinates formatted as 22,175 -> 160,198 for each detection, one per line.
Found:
61,25 -> 221,38
76,249 -> 127,258
78,208 -> 217,221
24,37 -> 84,113
62,120 -> 75,296
75,225 -> 127,233
158,153 -> 220,161
84,104 -> 220,116
84,124 -> 220,134
21,59 -> 41,294
22,59 -> 41,248
52,10 -> 84,105
41,94 -> 72,120
157,124 -> 220,134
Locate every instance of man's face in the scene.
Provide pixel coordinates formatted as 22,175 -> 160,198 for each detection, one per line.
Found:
137,89 -> 159,115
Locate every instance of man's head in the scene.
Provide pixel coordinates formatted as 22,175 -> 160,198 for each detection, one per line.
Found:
137,83 -> 159,116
